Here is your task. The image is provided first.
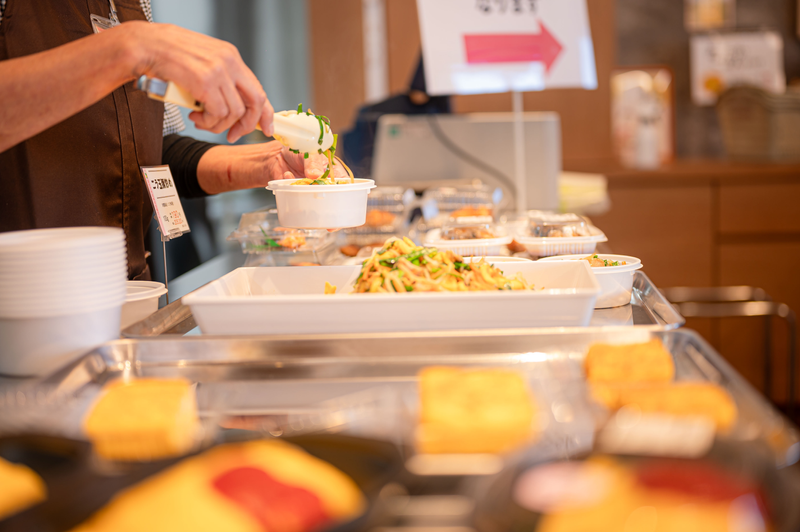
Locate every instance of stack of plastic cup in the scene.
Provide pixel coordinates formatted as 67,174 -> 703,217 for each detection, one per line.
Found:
0,227 -> 127,376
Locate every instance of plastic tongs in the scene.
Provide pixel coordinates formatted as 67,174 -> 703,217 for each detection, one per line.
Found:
135,75 -> 334,152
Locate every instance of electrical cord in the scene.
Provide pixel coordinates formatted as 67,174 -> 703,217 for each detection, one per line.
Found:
425,114 -> 517,198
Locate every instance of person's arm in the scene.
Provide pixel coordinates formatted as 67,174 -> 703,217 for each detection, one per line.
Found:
195,141 -> 351,195
0,21 -> 273,154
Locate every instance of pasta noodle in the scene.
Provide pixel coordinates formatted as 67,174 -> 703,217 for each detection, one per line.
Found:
350,237 -> 534,293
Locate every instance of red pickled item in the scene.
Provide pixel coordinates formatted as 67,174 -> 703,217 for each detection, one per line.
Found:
212,466 -> 331,532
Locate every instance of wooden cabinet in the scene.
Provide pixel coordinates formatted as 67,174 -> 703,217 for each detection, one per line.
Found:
571,160 -> 800,405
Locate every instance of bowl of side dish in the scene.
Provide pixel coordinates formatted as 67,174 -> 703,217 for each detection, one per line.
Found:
267,178 -> 377,229
538,254 -> 642,308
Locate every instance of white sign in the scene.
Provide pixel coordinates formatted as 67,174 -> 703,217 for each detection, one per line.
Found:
141,165 -> 190,241
690,31 -> 785,106
416,0 -> 597,96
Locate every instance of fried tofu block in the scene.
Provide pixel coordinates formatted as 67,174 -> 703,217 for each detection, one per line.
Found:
591,381 -> 737,431
584,339 -> 675,383
417,366 -> 537,454
84,378 -> 199,461
0,457 -> 46,519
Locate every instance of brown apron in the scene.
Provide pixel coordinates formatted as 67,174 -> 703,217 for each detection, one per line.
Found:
0,0 -> 164,279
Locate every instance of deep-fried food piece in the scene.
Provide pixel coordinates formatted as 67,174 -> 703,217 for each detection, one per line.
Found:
507,239 -> 527,254
417,366 -> 537,454
450,206 -> 492,218
339,244 -> 361,257
591,381 -> 737,431
584,339 -> 675,383
364,210 -> 396,227
83,378 -> 199,461
0,457 -> 46,519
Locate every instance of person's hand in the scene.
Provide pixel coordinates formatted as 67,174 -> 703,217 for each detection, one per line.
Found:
269,145 -> 350,181
124,21 -> 273,143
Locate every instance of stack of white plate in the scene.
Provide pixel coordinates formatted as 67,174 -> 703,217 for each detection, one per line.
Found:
0,227 -> 127,376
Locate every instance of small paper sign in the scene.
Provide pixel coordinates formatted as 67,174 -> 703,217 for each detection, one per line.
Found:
690,31 -> 785,106
141,165 -> 190,241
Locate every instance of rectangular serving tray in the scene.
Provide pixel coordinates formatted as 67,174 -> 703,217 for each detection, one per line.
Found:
5,329 -> 797,467
122,270 -> 684,338
181,262 -> 601,335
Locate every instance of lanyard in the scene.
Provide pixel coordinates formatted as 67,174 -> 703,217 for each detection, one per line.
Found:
91,0 -> 121,33
108,0 -> 120,24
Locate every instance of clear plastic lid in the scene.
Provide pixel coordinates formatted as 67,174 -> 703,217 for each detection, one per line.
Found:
525,210 -> 591,238
421,184 -> 500,221
227,208 -> 331,253
344,187 -> 414,239
439,218 -> 503,241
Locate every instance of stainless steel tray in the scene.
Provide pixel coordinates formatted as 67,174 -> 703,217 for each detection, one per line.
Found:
4,329 -> 797,468
122,270 -> 684,338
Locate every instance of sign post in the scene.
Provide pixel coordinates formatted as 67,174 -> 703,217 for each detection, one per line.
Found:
141,165 -> 191,302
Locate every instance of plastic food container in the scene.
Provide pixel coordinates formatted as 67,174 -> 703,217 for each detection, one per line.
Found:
538,254 -> 643,308
424,219 -> 512,257
120,281 -> 167,329
421,185 -> 499,219
343,187 -> 414,247
514,211 -> 608,258
267,178 -> 376,229
227,208 -> 336,267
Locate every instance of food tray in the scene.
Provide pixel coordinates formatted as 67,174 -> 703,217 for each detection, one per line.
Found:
120,270 -> 684,338
424,228 -> 513,257
181,262 -> 601,335
5,329 -> 798,468
514,225 -> 608,258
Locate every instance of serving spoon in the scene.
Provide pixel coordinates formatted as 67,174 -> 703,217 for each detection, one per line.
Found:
135,76 -> 335,153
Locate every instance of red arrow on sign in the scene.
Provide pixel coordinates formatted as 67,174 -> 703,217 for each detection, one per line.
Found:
463,22 -> 563,72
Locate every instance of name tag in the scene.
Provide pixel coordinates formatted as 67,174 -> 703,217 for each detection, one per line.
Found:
141,165 -> 191,241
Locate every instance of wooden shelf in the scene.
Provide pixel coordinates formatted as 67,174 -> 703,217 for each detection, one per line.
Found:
565,158 -> 800,186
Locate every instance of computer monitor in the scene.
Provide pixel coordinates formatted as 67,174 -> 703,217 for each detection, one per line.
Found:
371,112 -> 561,211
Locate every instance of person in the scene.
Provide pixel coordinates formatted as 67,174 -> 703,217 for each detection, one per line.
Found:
341,56 -> 450,178
0,0 -> 345,279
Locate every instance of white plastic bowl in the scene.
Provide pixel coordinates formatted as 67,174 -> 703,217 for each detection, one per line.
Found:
0,227 -> 123,252
538,254 -> 643,308
1,288 -> 127,318
120,281 -> 168,329
267,178 -> 376,229
424,228 -> 513,257
0,302 -> 122,376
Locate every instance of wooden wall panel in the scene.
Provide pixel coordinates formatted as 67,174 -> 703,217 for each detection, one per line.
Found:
589,184 -> 714,288
720,183 -> 800,235
308,0 -> 364,130
719,241 -> 800,404
386,0 -> 421,93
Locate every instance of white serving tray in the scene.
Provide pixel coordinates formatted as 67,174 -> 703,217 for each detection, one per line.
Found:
183,262 -> 600,335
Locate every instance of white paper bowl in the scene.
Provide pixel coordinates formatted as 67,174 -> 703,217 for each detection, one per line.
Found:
267,178 -> 376,229
538,254 -> 643,308
0,302 -> 122,376
0,227 -> 124,252
120,281 -> 168,329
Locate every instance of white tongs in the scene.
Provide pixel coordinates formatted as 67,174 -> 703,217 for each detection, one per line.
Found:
135,75 -> 335,153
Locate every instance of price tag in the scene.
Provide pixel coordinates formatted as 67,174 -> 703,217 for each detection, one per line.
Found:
141,165 -> 190,241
